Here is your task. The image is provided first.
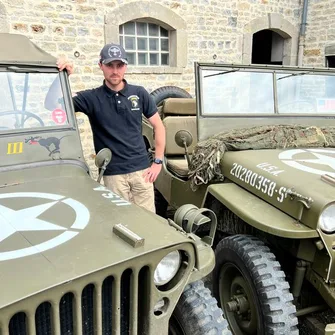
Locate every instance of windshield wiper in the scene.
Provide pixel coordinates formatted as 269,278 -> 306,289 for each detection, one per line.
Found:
277,72 -> 311,80
204,69 -> 240,78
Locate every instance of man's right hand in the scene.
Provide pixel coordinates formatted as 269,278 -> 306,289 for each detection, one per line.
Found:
56,57 -> 74,75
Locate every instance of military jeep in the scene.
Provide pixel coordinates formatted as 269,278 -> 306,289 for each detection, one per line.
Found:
0,33 -> 232,335
143,63 -> 335,334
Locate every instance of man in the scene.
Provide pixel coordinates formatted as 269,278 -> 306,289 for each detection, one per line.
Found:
56,43 -> 165,212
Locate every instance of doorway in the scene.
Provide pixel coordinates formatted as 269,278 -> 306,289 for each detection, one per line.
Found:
252,30 -> 284,65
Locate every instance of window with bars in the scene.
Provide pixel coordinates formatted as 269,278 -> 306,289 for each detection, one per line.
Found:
119,21 -> 170,66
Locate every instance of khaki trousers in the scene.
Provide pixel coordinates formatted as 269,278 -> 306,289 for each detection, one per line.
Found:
103,168 -> 155,212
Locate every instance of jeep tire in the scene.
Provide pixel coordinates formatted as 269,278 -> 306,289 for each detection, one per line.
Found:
150,86 -> 192,106
213,235 -> 298,335
169,280 -> 231,335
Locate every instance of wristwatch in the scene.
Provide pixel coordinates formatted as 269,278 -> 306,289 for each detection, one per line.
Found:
153,158 -> 163,164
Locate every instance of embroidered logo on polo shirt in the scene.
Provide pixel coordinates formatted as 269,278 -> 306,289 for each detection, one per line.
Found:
128,95 -> 140,111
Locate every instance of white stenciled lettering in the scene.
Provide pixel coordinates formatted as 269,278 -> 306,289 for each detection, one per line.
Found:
230,163 -> 237,176
256,162 -> 284,177
240,167 -> 247,181
93,185 -> 107,192
93,186 -> 131,206
102,192 -> 117,199
277,187 -> 288,203
235,165 -> 242,178
256,175 -> 264,190
229,163 -> 288,203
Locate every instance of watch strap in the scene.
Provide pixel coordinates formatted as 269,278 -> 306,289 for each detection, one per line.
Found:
153,158 -> 163,164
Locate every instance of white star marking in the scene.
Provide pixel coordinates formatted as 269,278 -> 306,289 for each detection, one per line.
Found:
0,201 -> 66,243
296,152 -> 335,171
279,149 -> 335,177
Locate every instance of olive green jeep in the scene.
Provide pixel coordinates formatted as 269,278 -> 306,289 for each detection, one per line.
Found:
0,33 -> 231,335
143,63 -> 335,334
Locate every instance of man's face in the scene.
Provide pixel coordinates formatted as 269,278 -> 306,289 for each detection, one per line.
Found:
99,60 -> 127,87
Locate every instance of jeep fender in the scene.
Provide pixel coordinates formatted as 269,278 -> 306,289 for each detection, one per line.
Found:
204,183 -> 318,239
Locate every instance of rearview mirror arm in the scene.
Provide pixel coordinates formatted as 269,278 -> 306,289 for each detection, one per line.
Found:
182,137 -> 192,167
97,159 -> 109,183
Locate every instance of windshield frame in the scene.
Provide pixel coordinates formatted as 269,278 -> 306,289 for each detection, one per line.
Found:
196,62 -> 335,118
0,66 -> 76,136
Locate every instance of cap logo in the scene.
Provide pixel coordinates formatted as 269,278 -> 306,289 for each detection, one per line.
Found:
108,46 -> 122,58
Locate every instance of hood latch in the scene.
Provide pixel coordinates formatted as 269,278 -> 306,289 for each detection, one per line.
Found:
286,188 -> 314,222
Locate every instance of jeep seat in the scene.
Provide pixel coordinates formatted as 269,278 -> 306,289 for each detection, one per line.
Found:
161,98 -> 197,178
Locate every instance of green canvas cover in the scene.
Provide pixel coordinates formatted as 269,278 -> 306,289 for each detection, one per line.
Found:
0,33 -> 57,66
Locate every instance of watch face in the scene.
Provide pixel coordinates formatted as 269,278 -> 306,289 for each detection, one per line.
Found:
154,158 -> 162,164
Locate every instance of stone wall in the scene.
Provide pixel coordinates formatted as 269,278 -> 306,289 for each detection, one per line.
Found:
0,0 -> 333,173
303,0 -> 335,67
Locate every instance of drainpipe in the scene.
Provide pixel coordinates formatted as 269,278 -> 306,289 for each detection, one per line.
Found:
298,0 -> 309,66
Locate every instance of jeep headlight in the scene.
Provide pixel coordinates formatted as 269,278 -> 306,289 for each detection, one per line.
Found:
154,251 -> 181,286
319,205 -> 335,233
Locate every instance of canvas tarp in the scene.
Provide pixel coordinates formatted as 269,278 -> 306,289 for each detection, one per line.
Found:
0,33 -> 57,67
188,124 -> 335,190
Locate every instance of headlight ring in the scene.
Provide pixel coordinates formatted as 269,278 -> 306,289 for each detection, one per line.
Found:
154,250 -> 182,286
319,204 -> 335,234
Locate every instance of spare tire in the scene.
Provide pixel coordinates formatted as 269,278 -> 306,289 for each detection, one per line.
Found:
150,86 -> 192,106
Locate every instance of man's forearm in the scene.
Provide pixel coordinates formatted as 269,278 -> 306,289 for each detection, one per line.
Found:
154,123 -> 166,158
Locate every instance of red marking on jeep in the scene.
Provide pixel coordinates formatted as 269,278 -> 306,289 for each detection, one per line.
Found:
52,109 -> 67,124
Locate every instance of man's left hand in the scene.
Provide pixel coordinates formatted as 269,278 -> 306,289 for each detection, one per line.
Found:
144,163 -> 162,183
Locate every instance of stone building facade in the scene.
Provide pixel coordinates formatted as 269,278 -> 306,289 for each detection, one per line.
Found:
0,0 -> 334,172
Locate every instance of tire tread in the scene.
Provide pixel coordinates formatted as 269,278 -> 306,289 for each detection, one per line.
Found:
214,235 -> 299,335
175,280 -> 231,335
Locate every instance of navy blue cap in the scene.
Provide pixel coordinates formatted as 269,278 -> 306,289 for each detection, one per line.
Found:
100,43 -> 128,65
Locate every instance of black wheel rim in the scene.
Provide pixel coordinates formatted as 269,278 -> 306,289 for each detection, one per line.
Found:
219,262 -> 258,335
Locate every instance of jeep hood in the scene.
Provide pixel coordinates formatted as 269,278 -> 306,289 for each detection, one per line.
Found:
0,164 -> 190,309
221,147 -> 335,229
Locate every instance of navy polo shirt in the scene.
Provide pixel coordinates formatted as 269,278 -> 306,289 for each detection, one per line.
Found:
73,80 -> 157,175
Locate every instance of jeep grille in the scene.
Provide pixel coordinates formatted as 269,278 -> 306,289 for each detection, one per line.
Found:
6,267 -> 149,335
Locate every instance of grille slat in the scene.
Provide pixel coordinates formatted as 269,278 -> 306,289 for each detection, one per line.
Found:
27,312 -> 36,335
2,325 -> 10,335
130,270 -> 139,335
112,277 -> 121,333
95,283 -> 103,335
51,301 -> 61,335
74,291 -> 83,335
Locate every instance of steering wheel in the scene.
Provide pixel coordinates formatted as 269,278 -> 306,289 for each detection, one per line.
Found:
0,110 -> 45,129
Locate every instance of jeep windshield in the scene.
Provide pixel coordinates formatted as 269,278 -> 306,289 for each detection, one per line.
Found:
0,70 -> 68,132
198,65 -> 335,116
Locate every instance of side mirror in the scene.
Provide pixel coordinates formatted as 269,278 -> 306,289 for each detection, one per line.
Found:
95,148 -> 112,183
175,130 -> 193,167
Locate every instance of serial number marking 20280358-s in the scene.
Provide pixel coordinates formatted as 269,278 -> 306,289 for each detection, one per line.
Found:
230,163 -> 288,203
